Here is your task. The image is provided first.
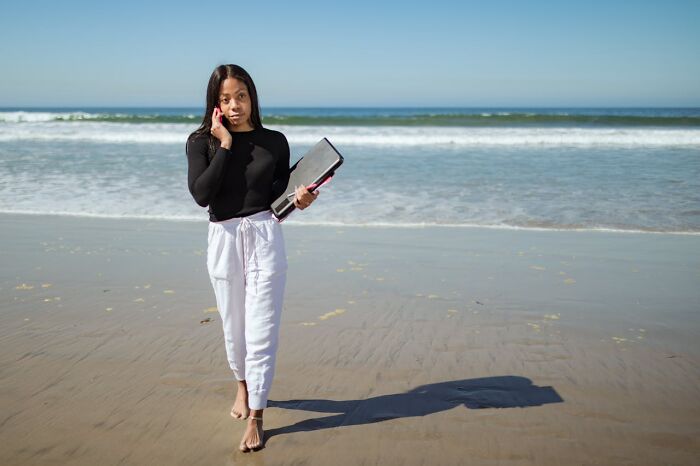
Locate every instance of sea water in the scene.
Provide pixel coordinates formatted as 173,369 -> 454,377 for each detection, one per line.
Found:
1,107 -> 699,234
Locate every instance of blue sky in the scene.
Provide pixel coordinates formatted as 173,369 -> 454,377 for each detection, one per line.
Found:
1,0 -> 699,107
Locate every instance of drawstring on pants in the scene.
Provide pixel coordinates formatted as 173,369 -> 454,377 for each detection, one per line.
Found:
239,216 -> 261,295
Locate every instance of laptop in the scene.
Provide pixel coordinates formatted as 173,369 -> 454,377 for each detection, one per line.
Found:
271,137 -> 344,221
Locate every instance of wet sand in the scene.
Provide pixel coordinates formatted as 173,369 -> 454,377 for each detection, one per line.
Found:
1,212 -> 699,465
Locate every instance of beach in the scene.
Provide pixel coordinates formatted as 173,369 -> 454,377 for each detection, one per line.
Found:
1,212 -> 699,465
2,0 -> 699,459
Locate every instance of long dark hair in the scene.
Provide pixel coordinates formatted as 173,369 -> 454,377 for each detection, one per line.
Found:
188,64 -> 263,145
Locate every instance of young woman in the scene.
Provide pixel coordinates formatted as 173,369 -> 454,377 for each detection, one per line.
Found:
186,64 -> 317,452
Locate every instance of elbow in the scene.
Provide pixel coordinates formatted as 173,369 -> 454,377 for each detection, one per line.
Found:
193,194 -> 209,208
189,186 -> 210,208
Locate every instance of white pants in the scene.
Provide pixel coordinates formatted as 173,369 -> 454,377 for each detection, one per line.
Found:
207,209 -> 287,410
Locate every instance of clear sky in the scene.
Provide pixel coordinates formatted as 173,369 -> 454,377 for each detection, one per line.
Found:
1,0 -> 699,107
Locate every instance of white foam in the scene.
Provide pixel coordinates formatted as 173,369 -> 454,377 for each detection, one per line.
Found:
0,111 -> 95,123
0,121 -> 698,147
0,121 -> 186,144
275,126 -> 700,147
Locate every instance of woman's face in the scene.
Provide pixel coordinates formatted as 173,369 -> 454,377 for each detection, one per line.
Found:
218,77 -> 253,131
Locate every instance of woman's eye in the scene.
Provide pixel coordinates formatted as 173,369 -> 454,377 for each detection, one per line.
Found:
221,98 -> 230,104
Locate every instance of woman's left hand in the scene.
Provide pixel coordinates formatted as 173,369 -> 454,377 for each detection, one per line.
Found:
294,185 -> 319,210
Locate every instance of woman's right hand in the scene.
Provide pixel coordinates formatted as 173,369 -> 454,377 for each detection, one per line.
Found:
210,107 -> 232,149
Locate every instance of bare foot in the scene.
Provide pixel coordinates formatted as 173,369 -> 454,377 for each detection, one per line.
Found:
239,412 -> 264,452
230,380 -> 249,420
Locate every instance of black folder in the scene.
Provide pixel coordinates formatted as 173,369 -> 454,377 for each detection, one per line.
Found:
271,138 -> 344,221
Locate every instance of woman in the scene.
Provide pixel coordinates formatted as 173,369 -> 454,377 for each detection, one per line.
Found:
186,64 -> 317,452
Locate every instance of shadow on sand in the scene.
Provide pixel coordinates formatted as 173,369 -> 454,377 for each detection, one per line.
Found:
266,375 -> 563,439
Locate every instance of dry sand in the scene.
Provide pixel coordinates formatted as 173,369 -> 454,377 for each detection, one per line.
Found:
1,213 -> 699,465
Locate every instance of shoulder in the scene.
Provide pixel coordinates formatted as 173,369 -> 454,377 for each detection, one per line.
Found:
186,132 -> 211,155
259,127 -> 288,147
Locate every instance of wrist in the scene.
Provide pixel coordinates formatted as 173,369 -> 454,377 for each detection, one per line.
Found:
220,138 -> 232,150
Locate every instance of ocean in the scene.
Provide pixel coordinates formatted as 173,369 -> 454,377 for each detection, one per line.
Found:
1,107 -> 699,234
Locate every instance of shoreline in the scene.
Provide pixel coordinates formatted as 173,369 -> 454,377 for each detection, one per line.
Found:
1,210 -> 698,236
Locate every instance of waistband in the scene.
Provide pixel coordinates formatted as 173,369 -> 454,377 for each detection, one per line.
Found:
210,209 -> 274,225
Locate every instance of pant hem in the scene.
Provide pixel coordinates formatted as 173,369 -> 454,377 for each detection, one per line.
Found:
248,390 -> 268,410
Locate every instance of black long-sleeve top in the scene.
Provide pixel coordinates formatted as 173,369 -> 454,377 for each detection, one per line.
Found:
186,127 -> 290,221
